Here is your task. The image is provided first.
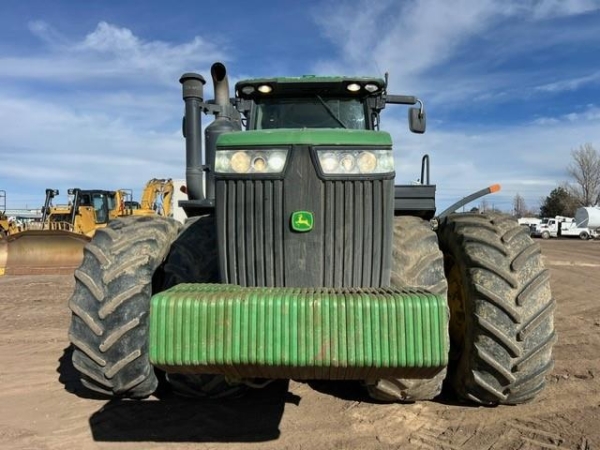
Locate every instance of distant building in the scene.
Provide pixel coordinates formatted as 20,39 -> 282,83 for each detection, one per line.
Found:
3,209 -> 43,220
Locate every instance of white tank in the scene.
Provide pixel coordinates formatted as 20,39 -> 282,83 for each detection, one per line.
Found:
575,206 -> 600,228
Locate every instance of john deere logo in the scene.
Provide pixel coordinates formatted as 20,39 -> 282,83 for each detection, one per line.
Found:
291,211 -> 314,232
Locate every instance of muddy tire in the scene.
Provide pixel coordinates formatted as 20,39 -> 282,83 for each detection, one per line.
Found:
579,231 -> 590,240
68,216 -> 181,398
541,230 -> 550,239
161,215 -> 248,398
366,216 -> 448,402
438,213 -> 555,405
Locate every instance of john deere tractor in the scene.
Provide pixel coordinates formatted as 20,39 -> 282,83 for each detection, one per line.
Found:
68,63 -> 555,405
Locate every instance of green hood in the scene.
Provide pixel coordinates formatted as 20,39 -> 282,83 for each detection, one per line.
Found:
217,129 -> 392,148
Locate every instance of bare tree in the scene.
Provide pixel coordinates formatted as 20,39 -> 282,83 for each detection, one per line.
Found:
567,143 -> 600,206
512,193 -> 527,218
480,198 -> 489,212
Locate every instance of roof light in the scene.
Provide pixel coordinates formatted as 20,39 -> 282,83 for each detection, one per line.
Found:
364,83 -> 379,93
241,85 -> 255,95
346,83 -> 361,92
258,84 -> 273,94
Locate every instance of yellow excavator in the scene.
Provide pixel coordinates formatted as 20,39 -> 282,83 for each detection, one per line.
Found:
119,178 -> 174,217
0,188 -> 120,275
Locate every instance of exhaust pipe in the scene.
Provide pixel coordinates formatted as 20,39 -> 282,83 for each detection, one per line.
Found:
204,62 -> 241,201
211,62 -> 230,110
180,63 -> 240,203
70,188 -> 81,226
180,72 -> 206,202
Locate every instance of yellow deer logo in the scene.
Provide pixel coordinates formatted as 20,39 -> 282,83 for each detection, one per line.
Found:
291,211 -> 313,232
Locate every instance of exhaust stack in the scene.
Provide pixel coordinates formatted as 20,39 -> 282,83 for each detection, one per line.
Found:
180,62 -> 241,205
204,62 -> 241,201
211,62 -> 230,110
180,72 -> 206,202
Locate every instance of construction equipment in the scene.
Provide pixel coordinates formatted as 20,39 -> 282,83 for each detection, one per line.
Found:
117,179 -> 187,223
118,179 -> 173,217
68,62 -> 555,406
1,188 -> 120,275
136,178 -> 174,216
0,190 -> 22,237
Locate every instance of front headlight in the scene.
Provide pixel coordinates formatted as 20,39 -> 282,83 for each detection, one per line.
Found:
316,149 -> 394,174
215,149 -> 289,174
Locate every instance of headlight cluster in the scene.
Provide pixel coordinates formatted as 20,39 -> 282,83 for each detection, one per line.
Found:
316,149 -> 394,174
215,149 -> 289,174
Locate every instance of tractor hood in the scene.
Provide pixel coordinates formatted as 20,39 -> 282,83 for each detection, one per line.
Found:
216,129 -> 392,148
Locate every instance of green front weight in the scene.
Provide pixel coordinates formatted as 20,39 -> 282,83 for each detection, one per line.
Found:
149,284 -> 449,380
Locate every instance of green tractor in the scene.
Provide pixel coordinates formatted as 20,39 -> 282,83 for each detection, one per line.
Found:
68,63 -> 555,405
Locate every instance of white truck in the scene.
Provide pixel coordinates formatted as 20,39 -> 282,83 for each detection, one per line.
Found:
532,215 -> 597,240
517,217 -> 542,235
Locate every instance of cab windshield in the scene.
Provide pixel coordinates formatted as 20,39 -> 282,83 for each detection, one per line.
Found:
254,97 -> 367,130
92,194 -> 108,224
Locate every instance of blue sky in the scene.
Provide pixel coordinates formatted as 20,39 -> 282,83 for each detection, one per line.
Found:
1,0 -> 599,213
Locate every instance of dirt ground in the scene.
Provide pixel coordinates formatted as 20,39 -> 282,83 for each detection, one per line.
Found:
0,239 -> 598,450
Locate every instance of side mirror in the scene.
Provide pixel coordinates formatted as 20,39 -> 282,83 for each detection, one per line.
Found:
409,107 -> 426,134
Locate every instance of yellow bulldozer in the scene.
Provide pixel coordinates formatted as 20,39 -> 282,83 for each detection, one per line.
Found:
0,180 -> 178,275
0,188 -> 121,275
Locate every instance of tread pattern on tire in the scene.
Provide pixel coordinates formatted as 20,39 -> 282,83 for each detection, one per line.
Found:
438,212 -> 555,405
69,216 -> 181,398
367,216 -> 448,402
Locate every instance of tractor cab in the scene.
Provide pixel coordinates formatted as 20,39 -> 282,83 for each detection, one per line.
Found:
235,76 -> 387,131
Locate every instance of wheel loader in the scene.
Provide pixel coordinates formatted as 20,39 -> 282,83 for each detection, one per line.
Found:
68,62 -> 555,405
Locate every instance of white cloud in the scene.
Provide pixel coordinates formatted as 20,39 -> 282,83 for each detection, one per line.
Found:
0,93 -> 185,190
535,71 -> 600,93
385,106 -> 600,211
0,21 -> 227,207
314,0 -> 600,105
525,0 -> 600,19
1,21 -> 226,85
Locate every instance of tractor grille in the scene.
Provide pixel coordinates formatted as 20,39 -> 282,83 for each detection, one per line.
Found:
217,179 -> 286,287
215,175 -> 393,288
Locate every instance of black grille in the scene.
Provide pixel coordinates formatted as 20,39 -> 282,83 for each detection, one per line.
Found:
217,180 -> 393,287
216,179 -> 285,287
215,147 -> 393,288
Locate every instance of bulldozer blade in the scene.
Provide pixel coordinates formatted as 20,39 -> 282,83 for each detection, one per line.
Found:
0,230 -> 90,276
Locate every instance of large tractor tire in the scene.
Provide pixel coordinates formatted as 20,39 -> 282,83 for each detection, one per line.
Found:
160,215 -> 247,398
367,216 -> 448,402
437,213 -> 555,405
68,216 -> 181,398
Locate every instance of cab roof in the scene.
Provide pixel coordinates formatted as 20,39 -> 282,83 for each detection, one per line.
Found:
235,76 -> 386,99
